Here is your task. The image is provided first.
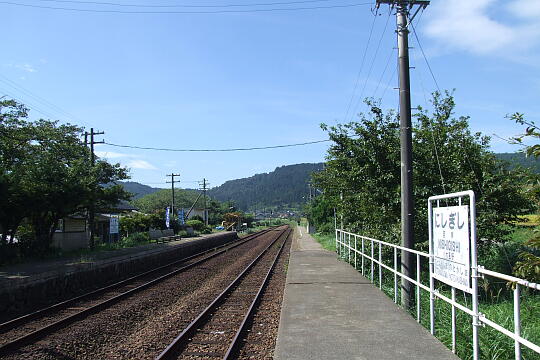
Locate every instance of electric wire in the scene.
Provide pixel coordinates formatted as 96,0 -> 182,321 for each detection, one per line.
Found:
380,61 -> 397,102
34,0 -> 345,8
342,12 -> 377,122
103,138 -> 332,152
371,47 -> 394,99
0,87 -> 59,121
350,9 -> 391,120
408,13 -> 439,91
0,74 -> 88,127
410,45 -> 446,194
409,10 -> 484,195
0,1 -> 372,13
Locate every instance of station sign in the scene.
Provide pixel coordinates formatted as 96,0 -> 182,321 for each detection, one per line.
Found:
166,207 -> 170,229
431,204 -> 472,293
109,214 -> 119,234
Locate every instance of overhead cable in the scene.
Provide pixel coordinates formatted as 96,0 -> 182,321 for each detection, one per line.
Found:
0,1 -> 372,13
350,9 -> 392,119
34,0 -> 347,8
342,12 -> 377,122
103,139 -> 332,152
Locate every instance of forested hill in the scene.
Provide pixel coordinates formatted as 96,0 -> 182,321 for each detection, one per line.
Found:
119,181 -> 161,199
208,163 -> 324,211
119,153 -> 535,210
495,152 -> 540,173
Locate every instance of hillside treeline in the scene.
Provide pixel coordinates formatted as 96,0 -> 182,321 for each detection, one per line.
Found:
208,163 -> 324,211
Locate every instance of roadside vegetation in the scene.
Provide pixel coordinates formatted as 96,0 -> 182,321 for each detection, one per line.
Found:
307,92 -> 540,359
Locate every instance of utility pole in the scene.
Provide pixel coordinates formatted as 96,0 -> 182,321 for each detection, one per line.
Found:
199,178 -> 210,226
84,128 -> 104,249
376,0 -> 429,310
167,173 -> 181,220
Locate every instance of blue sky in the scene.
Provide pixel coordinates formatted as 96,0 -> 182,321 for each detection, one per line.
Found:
2,0 -> 539,188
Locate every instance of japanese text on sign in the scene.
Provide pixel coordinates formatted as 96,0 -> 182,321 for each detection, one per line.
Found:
432,205 -> 471,292
109,215 -> 119,234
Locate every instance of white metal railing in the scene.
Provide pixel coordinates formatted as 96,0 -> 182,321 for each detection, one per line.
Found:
335,228 -> 540,360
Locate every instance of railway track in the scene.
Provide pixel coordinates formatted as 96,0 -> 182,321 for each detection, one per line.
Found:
156,226 -> 292,360
0,227 -> 279,358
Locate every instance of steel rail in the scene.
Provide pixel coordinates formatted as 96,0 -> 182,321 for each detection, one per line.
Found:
0,228 -> 272,333
155,226 -> 290,360
223,228 -> 291,359
0,227 -> 275,356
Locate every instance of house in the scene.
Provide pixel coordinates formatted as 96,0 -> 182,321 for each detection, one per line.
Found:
52,201 -> 138,251
52,214 -> 89,251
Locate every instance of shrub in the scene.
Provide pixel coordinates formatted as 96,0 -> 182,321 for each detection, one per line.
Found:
186,219 -> 204,231
200,226 -> 212,234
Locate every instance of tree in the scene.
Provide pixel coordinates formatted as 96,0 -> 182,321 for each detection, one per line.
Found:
310,92 -> 531,254
0,99 -> 130,255
508,112 -> 540,281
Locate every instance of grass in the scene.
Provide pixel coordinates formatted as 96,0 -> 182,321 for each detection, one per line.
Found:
318,233 -> 540,360
311,232 -> 336,252
514,215 -> 540,227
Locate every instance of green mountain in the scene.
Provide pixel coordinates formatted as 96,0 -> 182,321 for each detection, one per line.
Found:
118,181 -> 161,200
207,163 -> 324,211
495,152 -> 540,173
121,153 -> 535,213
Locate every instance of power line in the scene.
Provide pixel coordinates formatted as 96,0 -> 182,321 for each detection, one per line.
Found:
0,87 -> 59,120
350,8 -> 391,119
371,47 -> 394,98
342,12 -> 377,122
409,12 -> 440,91
103,138 -> 331,152
0,1 -> 372,13
0,74 -> 89,127
34,0 -> 347,8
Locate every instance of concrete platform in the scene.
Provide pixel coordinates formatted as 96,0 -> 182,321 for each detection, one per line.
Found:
274,226 -> 458,360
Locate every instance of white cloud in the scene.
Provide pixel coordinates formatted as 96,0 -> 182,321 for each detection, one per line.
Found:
95,151 -> 135,159
507,0 -> 540,19
15,63 -> 36,73
424,0 -> 540,59
128,159 -> 158,170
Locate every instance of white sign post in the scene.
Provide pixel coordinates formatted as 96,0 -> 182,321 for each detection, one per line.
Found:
428,190 -> 479,360
109,215 -> 119,235
432,205 -> 471,292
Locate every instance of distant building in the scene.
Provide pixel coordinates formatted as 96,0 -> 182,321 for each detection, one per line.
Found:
183,208 -> 208,221
52,201 -> 138,251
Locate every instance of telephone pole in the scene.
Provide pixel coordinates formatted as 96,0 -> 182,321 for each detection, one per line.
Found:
199,178 -> 210,226
84,128 -> 104,248
376,0 -> 429,309
167,173 -> 181,219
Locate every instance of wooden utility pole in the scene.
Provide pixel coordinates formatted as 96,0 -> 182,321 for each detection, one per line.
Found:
84,128 -> 104,248
167,173 -> 181,220
376,0 -> 429,309
199,178 -> 209,226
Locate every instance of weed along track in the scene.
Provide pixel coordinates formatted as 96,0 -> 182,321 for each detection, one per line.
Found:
0,227 -> 288,359
156,226 -> 292,360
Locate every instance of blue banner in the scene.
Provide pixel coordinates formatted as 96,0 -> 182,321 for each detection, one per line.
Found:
178,209 -> 185,225
165,207 -> 170,228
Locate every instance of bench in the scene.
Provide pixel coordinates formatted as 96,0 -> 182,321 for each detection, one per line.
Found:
148,229 -> 181,243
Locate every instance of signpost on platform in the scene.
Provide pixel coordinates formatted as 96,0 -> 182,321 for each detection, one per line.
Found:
109,214 -> 119,243
432,205 -> 471,292
165,207 -> 170,229
428,190 -> 479,360
109,215 -> 119,234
